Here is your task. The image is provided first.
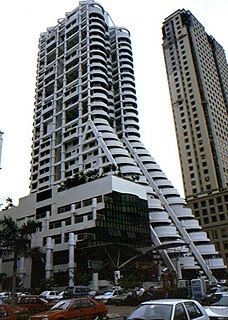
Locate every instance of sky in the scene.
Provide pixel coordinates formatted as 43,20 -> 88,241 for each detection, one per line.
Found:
0,0 -> 227,207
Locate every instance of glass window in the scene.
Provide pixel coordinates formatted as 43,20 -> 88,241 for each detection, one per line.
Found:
82,298 -> 94,308
72,300 -> 82,309
184,301 -> 203,319
174,303 -> 188,320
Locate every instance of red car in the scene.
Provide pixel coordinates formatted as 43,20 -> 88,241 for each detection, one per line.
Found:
13,295 -> 50,315
30,297 -> 107,320
0,304 -> 15,320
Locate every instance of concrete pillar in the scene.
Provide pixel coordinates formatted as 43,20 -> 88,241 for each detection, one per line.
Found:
176,257 -> 182,282
92,272 -> 99,291
92,198 -> 97,220
68,233 -> 76,286
44,211 -> 50,231
45,237 -> 53,279
114,270 -> 121,286
18,257 -> 25,287
157,262 -> 161,281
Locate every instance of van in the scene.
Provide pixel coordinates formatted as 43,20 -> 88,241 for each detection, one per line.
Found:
63,286 -> 90,299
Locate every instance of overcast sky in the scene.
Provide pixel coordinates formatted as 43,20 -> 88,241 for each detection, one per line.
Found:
0,0 -> 227,207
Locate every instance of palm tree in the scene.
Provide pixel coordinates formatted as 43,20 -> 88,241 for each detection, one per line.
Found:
0,216 -> 40,304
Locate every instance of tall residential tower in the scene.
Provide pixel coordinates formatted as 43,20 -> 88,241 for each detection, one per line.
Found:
162,9 -> 228,264
0,1 -> 226,288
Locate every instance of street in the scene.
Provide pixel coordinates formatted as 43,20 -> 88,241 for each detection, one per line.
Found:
106,305 -> 136,319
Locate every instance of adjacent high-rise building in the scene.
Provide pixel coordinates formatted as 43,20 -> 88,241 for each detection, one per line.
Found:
0,1 -> 226,288
162,9 -> 228,265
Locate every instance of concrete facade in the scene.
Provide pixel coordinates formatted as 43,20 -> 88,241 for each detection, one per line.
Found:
0,2 -> 226,289
162,9 -> 228,265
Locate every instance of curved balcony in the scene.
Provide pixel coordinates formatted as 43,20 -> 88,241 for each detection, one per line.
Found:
125,127 -> 140,136
96,125 -> 113,132
119,164 -> 141,175
133,147 -> 150,155
109,148 -> 129,156
101,132 -> 118,139
105,139 -> 123,147
115,156 -> 136,165
91,109 -> 109,119
149,211 -> 170,223
90,54 -> 106,63
181,220 -> 200,229
153,179 -> 173,187
144,163 -> 162,171
150,172 -> 167,179
139,155 -> 155,163
175,207 -> 193,219
205,258 -> 225,269
189,231 -> 209,242
179,256 -> 196,269
91,68 -> 107,78
160,188 -> 180,197
93,118 -> 109,125
124,117 -> 139,126
197,244 -> 217,255
91,92 -> 108,103
154,225 -> 179,238
166,196 -> 186,206
90,20 -> 105,30
124,111 -> 138,118
91,101 -> 109,111
91,76 -> 107,85
90,62 -> 107,71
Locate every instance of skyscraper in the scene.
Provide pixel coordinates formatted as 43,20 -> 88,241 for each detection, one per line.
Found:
162,9 -> 228,264
0,1 -> 225,288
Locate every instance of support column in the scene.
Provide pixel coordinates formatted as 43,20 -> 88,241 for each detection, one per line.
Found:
157,261 -> 162,281
18,257 -> 25,288
92,272 -> 99,291
92,198 -> 97,220
176,257 -> 182,283
45,237 -> 53,279
68,233 -> 76,286
114,270 -> 121,286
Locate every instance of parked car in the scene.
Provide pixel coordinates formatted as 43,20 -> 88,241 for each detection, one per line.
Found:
29,297 -> 107,320
126,299 -> 209,320
39,291 -> 59,301
63,286 -> 90,299
108,290 -> 139,306
203,291 -> 228,319
55,292 -> 64,300
94,289 -> 123,304
0,292 -> 11,300
13,295 -> 50,316
0,304 -> 15,320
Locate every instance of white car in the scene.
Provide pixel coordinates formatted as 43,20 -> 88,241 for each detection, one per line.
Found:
94,289 -> 123,304
127,299 -> 209,320
39,290 -> 59,301
0,292 -> 11,300
204,291 -> 228,319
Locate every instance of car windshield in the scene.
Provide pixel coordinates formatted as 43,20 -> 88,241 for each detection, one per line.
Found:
127,304 -> 173,320
208,294 -> 228,306
51,300 -> 71,310
103,292 -> 112,296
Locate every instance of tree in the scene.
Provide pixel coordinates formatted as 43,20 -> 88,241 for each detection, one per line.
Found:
0,216 -> 40,304
1,197 -> 15,210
